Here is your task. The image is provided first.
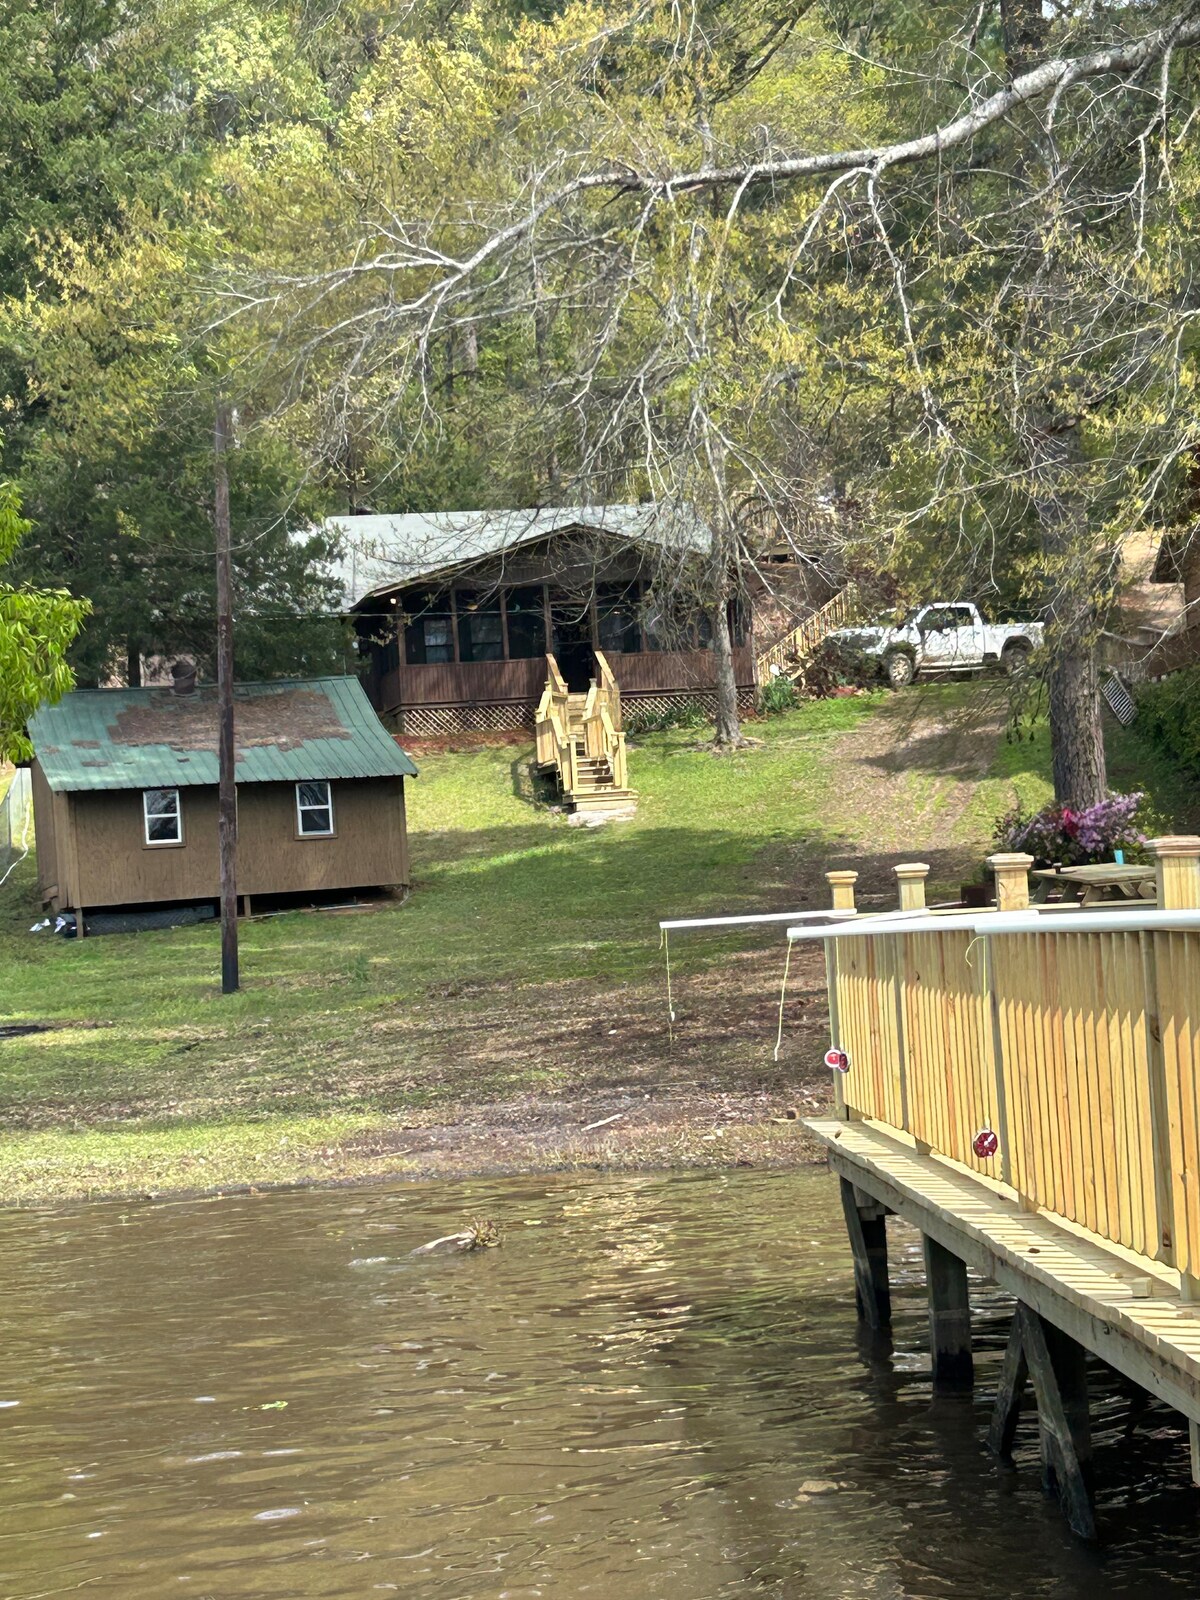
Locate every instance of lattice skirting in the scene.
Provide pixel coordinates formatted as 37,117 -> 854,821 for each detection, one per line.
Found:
623,688 -> 757,719
393,701 -> 536,737
392,688 -> 756,737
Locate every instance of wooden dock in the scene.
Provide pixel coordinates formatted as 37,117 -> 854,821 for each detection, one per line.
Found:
796,839 -> 1200,1539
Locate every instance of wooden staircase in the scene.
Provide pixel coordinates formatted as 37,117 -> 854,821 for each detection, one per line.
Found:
755,584 -> 856,685
536,655 -> 637,817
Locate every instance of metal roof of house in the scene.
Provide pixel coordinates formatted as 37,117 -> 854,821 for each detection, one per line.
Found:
30,677 -> 418,793
320,504 -> 707,608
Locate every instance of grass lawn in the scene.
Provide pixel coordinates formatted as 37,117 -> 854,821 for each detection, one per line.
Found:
0,683 -> 1190,1204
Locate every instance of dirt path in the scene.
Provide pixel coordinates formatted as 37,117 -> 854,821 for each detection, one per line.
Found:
818,684 -> 1009,899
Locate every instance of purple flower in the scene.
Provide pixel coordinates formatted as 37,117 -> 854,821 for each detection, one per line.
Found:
993,791 -> 1146,867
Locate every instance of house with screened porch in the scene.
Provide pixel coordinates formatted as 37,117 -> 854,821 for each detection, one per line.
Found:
326,504 -> 839,736
26,675 -> 416,928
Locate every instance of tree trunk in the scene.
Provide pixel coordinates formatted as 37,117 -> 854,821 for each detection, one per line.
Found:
1027,416 -> 1109,810
126,642 -> 142,688
711,599 -> 742,746
1047,648 -> 1106,810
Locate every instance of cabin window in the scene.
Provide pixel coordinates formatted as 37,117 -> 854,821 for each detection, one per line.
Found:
404,592 -> 454,664
597,583 -> 642,654
143,788 -> 183,846
456,590 -> 504,663
506,586 -> 547,658
643,599 -> 711,652
296,780 -> 335,837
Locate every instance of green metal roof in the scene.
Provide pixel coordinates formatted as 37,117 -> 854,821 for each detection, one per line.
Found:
30,677 -> 418,793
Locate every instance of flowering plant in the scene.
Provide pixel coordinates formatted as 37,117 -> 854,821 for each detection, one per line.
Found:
992,791 -> 1147,867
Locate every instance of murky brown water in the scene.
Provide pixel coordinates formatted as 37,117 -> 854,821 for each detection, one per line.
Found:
2,1168 -> 1200,1597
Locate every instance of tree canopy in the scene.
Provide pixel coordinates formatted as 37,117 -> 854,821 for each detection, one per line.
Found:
6,0 -> 1200,784
0,483 -> 89,761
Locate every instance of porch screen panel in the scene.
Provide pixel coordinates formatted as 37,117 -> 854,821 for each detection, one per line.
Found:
405,591 -> 454,664
642,597 -> 710,651
457,591 -> 503,662
506,586 -> 547,658
597,583 -> 642,654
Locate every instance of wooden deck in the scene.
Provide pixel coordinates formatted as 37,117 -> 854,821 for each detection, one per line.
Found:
784,840 -> 1200,1538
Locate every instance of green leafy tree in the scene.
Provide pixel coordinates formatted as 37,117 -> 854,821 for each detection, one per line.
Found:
0,483 -> 89,761
0,0 -> 358,683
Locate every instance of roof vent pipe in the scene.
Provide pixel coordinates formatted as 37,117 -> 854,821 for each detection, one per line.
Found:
171,660 -> 197,696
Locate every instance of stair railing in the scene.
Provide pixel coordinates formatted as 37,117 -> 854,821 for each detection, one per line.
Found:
536,654 -> 577,790
581,651 -> 627,785
594,649 -> 622,729
755,584 -> 856,684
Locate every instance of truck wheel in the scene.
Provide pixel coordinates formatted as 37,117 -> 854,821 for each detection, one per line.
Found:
1001,641 -> 1033,677
884,651 -> 915,689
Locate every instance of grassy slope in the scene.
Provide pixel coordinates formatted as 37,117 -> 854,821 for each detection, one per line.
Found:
0,697 -> 876,1198
0,686 -> 1189,1203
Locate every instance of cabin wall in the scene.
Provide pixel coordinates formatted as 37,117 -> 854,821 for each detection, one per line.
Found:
30,761 -> 60,905
60,777 -> 408,912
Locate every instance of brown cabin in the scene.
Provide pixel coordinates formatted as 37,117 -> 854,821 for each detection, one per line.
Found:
27,676 -> 417,924
324,505 -> 834,735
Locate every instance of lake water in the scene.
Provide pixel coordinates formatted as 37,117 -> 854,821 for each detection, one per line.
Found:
2,1167 -> 1199,1597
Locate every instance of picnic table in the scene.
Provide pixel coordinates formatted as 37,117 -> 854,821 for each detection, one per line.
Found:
1031,862 -> 1157,905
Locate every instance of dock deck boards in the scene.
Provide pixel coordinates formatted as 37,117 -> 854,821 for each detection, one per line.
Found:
806,1117 -> 1200,1422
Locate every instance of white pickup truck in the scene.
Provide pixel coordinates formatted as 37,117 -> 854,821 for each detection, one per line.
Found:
831,602 -> 1043,689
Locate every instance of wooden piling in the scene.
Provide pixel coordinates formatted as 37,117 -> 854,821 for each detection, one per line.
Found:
986,1304 -> 1095,1540
840,1177 -> 890,1330
987,1314 -> 1029,1459
923,1236 -> 973,1389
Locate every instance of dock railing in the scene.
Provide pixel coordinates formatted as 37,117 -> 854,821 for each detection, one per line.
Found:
793,839 -> 1200,1287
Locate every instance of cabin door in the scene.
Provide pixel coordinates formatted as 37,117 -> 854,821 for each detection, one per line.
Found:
551,604 -> 595,692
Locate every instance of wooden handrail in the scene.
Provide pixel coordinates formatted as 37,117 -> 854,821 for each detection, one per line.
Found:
594,649 -> 621,729
810,837 -> 1200,1283
545,653 -> 568,697
755,585 -> 856,684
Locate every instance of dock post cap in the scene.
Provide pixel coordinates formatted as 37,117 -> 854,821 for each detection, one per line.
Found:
825,868 -> 858,911
986,852 -> 1035,868
1148,836 -> 1200,857
894,861 -> 930,911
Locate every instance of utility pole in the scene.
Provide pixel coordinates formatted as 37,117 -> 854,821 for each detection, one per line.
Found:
214,400 -> 239,994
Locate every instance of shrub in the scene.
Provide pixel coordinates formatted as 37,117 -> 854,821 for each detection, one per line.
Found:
1136,668 -> 1200,775
758,676 -> 799,715
992,791 -> 1148,867
796,636 -> 880,698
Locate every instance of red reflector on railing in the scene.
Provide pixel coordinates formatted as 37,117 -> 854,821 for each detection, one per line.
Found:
824,1048 -> 851,1073
972,1128 -> 999,1159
